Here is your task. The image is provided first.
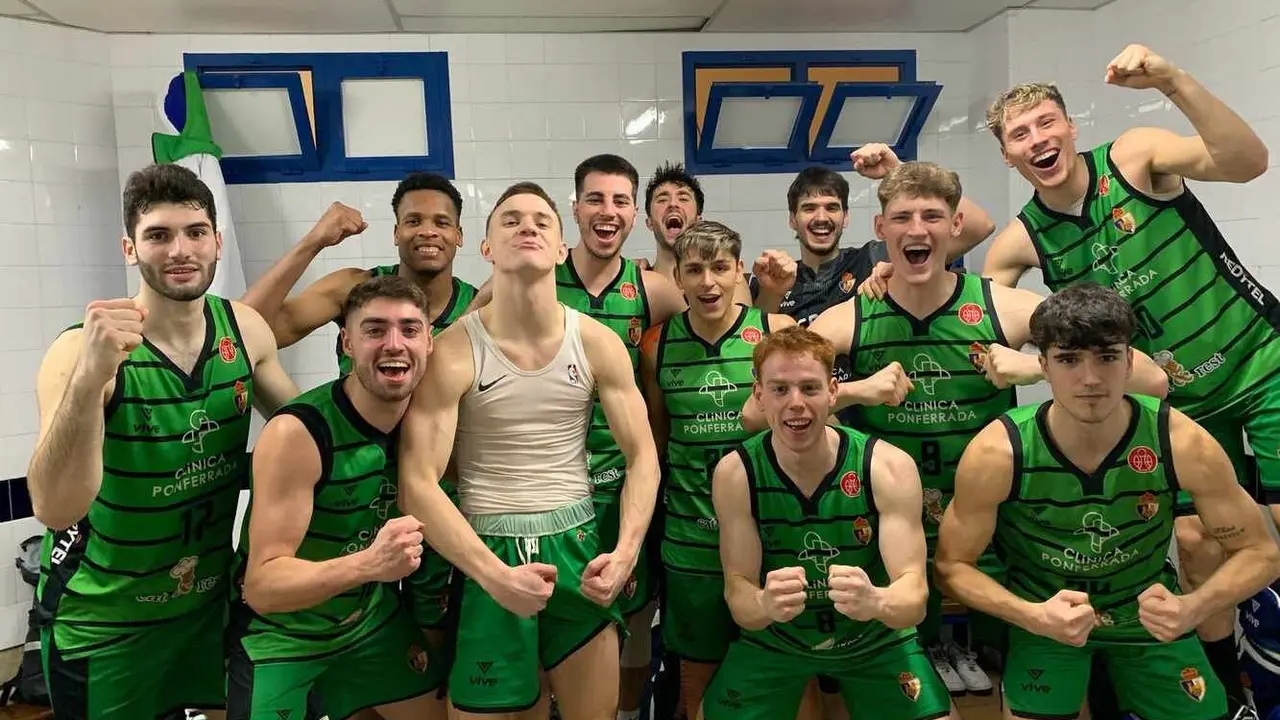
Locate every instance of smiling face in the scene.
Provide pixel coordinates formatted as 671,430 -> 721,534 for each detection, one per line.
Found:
125,202 -> 221,302
573,171 -> 636,260
875,193 -> 961,287
647,181 -> 701,250
394,189 -> 462,276
989,85 -> 1080,192
751,326 -> 839,454
789,191 -> 848,258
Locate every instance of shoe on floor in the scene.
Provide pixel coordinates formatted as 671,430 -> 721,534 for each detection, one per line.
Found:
943,639 -> 993,696
927,643 -> 967,696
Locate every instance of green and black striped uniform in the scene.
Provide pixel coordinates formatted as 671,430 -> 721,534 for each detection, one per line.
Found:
738,425 -> 915,659
996,394 -> 1180,641
38,295 -> 253,634
1016,143 -> 1280,500
846,273 -> 1017,542
555,255 -> 650,497
232,379 -> 401,660
335,265 -> 477,376
657,305 -> 768,575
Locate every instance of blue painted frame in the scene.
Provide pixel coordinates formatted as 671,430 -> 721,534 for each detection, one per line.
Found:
196,72 -> 319,185
184,52 -> 454,184
696,82 -> 822,169
681,50 -> 934,176
809,81 -> 942,164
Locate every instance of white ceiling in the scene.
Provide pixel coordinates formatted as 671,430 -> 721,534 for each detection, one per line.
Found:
7,0 -> 1115,34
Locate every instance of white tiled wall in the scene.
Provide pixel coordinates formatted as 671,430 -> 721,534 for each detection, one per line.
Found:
0,16 -> 122,647
108,29 -> 977,392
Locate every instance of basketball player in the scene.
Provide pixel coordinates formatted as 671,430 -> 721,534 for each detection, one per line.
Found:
638,220 -> 796,719
978,44 -> 1278,708
398,181 -> 661,719
29,163 -> 299,720
229,276 -> 442,720
241,171 -> 476,658
935,282 -> 1280,720
702,325 -> 953,720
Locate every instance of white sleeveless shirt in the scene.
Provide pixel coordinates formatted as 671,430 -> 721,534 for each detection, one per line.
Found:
453,306 -> 595,515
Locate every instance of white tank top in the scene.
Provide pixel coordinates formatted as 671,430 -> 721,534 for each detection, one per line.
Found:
454,306 -> 595,515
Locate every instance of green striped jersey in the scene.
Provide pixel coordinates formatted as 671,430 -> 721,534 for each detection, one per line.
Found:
232,378 -> 400,659
335,266 -> 477,375
656,305 -> 770,573
738,426 -> 917,659
1017,143 -> 1280,419
995,394 -> 1181,642
555,254 -> 650,500
38,295 -> 253,630
846,273 -> 1017,538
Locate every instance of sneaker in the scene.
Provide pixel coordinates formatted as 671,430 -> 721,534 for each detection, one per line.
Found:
943,640 -> 994,696
927,643 -> 967,696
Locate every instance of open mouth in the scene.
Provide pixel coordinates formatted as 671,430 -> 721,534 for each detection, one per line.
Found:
1031,149 -> 1060,170
593,222 -> 620,242
696,293 -> 721,309
903,244 -> 932,266
808,223 -> 835,242
664,214 -> 684,235
782,418 -> 812,432
413,243 -> 443,259
377,360 -> 410,381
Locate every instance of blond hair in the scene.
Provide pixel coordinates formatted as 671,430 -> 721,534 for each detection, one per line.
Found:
673,220 -> 741,267
876,162 -> 962,213
986,82 -> 1068,144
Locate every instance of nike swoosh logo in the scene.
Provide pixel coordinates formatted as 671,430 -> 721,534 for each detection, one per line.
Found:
477,376 -> 506,392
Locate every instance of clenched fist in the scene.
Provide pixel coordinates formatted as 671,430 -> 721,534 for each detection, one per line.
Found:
759,566 -> 808,624
853,361 -> 913,407
752,250 -> 798,299
851,143 -> 901,180
76,298 -> 147,388
1137,583 -> 1199,642
981,343 -> 1043,388
306,202 -> 368,249
828,565 -> 882,622
1035,589 -> 1099,647
363,516 -> 425,582
1105,44 -> 1180,93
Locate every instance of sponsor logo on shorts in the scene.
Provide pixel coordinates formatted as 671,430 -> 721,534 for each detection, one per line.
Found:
408,643 -> 429,673
623,573 -> 638,599
716,688 -> 744,711
471,660 -> 498,687
839,471 -> 861,498
218,336 -> 237,363
740,326 -> 762,345
619,282 -> 638,301
170,556 -> 199,597
839,272 -> 855,294
957,303 -> 983,326
1128,446 -> 1158,474
1180,666 -> 1206,702
1136,491 -> 1159,521
852,517 -> 873,546
898,671 -> 921,702
1021,668 -> 1051,694
576,529 -> 586,542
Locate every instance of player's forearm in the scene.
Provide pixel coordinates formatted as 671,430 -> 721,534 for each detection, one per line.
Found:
754,289 -> 783,314
616,450 -> 660,559
239,237 -> 325,344
28,379 -> 104,531
950,196 -> 997,260
1164,70 -> 1269,181
834,379 -> 876,411
403,475 -> 511,589
935,558 -> 1045,633
725,574 -> 772,631
244,552 -> 373,615
870,571 -> 928,629
1184,544 -> 1280,629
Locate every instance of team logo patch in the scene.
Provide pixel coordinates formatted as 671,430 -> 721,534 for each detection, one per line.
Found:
839,471 -> 861,498
967,342 -> 987,372
623,574 -> 638,599
218,336 -> 237,363
898,671 -> 921,702
923,488 -> 945,525
1098,174 -> 1111,196
619,282 -> 638,301
1136,491 -> 1159,521
957,303 -> 983,326
1097,612 -> 1114,627
169,556 -> 199,597
839,272 -> 855,294
1180,666 -> 1206,702
233,380 -> 249,414
1111,207 -> 1136,234
567,363 -> 580,384
627,317 -> 642,345
741,326 -> 763,345
1128,446 -> 1158,474
1152,350 -> 1195,387
576,529 -> 586,542
852,516 -> 873,546
408,643 -> 430,674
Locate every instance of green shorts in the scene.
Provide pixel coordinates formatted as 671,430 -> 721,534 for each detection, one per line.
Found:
703,636 -> 951,720
448,498 -> 623,714
1176,373 -> 1280,513
595,497 -> 657,617
397,481 -> 459,628
41,599 -> 226,720
1003,624 -> 1226,719
661,568 -> 735,664
227,604 -> 440,720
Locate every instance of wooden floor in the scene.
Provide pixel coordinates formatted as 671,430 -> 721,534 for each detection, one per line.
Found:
954,675 -> 1004,720
0,707 -> 51,720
